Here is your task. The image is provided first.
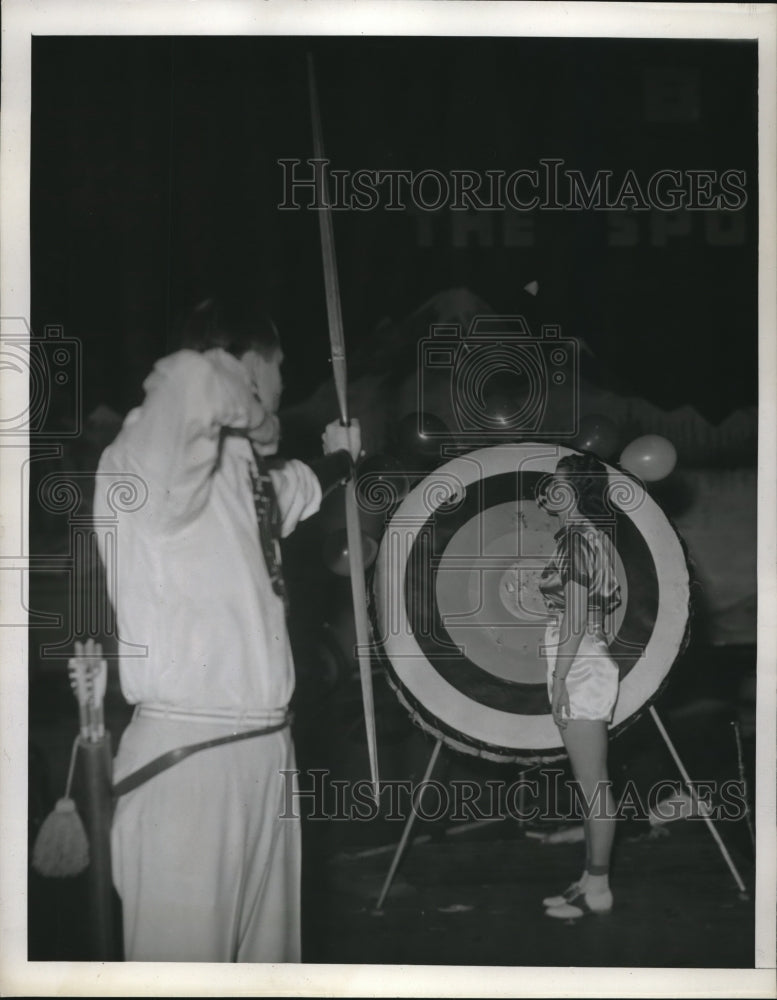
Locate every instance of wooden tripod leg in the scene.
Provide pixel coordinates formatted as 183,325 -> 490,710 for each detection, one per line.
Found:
649,706 -> 747,893
375,738 -> 443,911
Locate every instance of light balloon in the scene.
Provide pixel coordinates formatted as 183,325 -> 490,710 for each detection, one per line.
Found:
620,434 -> 677,482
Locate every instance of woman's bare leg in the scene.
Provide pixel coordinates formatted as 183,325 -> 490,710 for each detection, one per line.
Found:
561,720 -> 615,885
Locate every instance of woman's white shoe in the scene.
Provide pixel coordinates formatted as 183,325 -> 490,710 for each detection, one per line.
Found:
542,881 -> 584,908
544,888 -> 613,919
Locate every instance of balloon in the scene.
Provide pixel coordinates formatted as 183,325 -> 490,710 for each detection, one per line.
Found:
573,414 -> 620,459
395,411 -> 448,463
322,528 -> 379,577
356,453 -> 410,504
480,371 -> 533,427
355,453 -> 411,537
620,435 -> 677,482
316,620 -> 354,689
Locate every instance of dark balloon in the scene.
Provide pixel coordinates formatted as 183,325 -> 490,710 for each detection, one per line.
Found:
322,528 -> 379,576
573,414 -> 620,459
356,453 -> 411,500
480,371 -> 533,427
394,411 -> 449,463
355,453 -> 411,535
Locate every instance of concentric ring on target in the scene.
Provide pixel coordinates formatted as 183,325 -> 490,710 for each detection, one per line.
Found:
372,444 -> 691,764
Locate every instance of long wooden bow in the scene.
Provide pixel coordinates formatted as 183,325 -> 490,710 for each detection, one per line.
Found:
307,53 -> 380,797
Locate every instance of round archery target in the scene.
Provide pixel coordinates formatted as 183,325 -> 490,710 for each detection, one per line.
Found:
372,444 -> 691,763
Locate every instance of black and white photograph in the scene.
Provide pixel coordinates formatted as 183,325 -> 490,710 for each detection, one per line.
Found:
2,1 -> 776,996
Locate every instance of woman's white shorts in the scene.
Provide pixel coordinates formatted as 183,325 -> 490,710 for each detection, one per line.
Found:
545,624 -> 621,723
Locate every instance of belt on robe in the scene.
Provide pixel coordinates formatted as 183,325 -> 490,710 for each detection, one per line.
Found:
113,708 -> 293,799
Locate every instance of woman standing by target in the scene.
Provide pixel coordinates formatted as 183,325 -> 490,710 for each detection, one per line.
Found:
537,452 -> 623,920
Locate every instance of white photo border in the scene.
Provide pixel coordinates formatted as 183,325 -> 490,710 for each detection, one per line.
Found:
1,1 -> 775,996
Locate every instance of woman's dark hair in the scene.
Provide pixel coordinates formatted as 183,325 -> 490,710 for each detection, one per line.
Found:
555,451 -> 610,519
178,294 -> 279,359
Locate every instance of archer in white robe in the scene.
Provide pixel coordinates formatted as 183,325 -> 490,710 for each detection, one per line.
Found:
94,347 -> 323,962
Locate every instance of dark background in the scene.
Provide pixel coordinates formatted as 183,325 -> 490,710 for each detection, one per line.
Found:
31,36 -> 757,423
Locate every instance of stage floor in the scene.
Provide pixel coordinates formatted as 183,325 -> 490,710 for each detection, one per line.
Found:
28,799 -> 754,967
301,819 -> 754,968
27,645 -> 756,967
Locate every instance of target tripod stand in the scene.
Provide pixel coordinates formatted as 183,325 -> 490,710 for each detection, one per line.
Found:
374,706 -> 747,911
